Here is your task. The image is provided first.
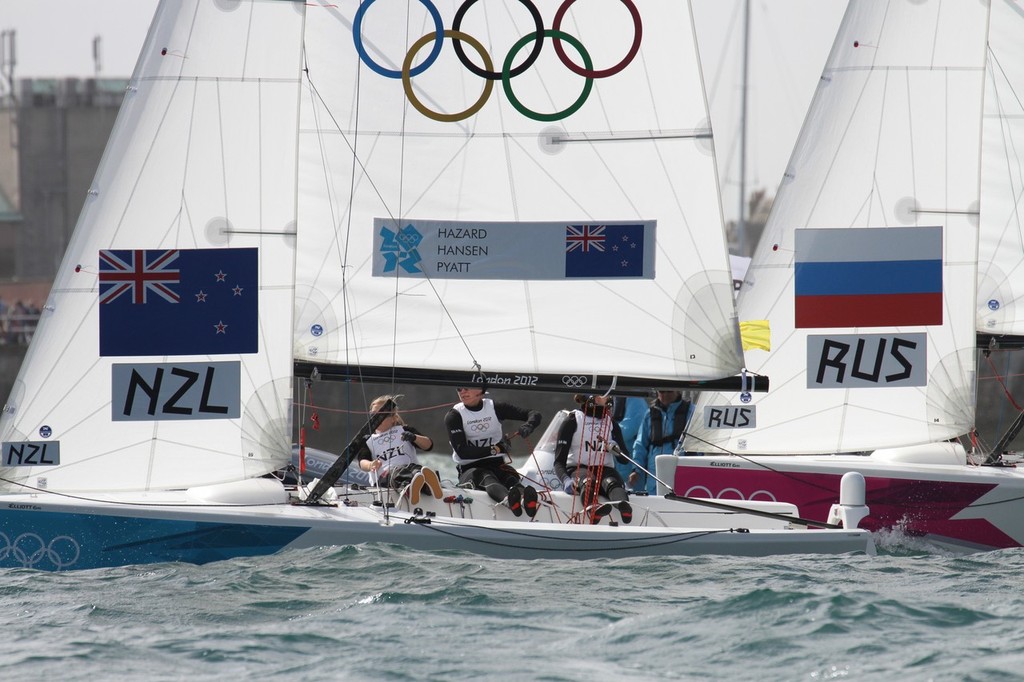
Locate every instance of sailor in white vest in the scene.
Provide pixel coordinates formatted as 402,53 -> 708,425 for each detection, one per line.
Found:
444,386 -> 542,517
554,394 -> 633,524
355,395 -> 441,503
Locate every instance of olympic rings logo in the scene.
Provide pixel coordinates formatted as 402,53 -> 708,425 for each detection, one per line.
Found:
682,486 -> 778,503
469,422 -> 490,432
561,375 -> 588,388
352,0 -> 642,122
0,531 -> 81,569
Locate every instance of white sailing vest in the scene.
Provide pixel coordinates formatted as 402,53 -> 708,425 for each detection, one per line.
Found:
367,424 -> 419,475
566,410 -> 615,469
451,399 -> 504,466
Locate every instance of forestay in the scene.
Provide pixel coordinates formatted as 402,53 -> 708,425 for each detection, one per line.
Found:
685,1 -> 989,455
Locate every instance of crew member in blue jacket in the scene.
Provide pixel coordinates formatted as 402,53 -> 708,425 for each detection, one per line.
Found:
629,390 -> 692,495
611,395 -> 648,483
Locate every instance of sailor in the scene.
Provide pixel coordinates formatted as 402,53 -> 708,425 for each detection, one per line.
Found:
444,386 -> 542,517
355,395 -> 441,503
555,394 -> 633,524
629,389 -> 692,495
611,394 -> 649,483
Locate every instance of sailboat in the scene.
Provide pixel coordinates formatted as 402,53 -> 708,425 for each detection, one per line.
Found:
674,0 -> 1024,552
0,0 -> 874,571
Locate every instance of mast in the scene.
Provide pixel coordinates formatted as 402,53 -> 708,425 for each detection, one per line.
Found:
736,0 -> 750,256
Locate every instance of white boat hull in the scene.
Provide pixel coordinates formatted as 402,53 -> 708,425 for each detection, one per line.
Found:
0,478 -> 873,570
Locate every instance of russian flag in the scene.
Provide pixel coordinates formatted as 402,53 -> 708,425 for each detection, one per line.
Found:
794,227 -> 942,328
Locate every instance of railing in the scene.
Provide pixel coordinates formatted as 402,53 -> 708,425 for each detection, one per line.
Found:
0,309 -> 40,346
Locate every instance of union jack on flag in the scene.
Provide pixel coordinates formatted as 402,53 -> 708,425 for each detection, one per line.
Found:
99,250 -> 181,304
565,225 -> 606,253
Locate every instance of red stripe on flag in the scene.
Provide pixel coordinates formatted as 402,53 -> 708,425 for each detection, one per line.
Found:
795,293 -> 943,328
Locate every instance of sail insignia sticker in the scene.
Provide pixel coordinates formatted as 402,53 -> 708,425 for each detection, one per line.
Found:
703,406 -> 756,429
111,361 -> 241,421
373,218 -> 655,280
806,333 -> 927,388
794,227 -> 942,328
2,441 -> 60,466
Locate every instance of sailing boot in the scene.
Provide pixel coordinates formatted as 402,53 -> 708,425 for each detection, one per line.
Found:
409,471 -> 425,505
420,467 -> 443,499
523,486 -> 539,518
619,500 -> 633,525
506,486 -> 523,517
589,503 -> 613,523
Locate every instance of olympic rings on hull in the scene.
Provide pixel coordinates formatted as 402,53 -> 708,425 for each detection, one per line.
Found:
0,531 -> 81,569
351,0 -> 643,123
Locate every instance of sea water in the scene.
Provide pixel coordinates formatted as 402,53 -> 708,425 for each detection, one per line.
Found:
2,535 -> 1023,681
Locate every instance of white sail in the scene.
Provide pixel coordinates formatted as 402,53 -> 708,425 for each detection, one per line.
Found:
978,0 -> 1024,336
685,0 -> 989,455
0,0 -> 304,492
292,0 -> 742,389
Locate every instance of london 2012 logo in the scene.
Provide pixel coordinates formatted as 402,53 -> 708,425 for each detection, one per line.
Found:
352,0 -> 642,122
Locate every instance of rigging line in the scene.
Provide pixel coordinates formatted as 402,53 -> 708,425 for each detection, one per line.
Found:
984,352 -> 1024,412
302,53 -> 363,380
302,78 -> 483,372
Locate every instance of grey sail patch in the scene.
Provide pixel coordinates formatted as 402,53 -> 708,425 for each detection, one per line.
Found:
3,442 -> 60,466
702,406 -> 756,429
111,362 -> 241,421
806,333 -> 927,388
675,275 -> 744,375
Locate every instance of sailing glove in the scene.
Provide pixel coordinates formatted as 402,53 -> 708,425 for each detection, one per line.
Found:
517,423 -> 534,438
562,477 -> 575,495
401,430 -> 417,443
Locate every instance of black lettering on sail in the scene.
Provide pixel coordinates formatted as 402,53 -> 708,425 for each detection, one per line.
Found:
887,336 -> 917,382
851,337 -> 886,382
815,339 -> 850,384
199,366 -> 229,414
164,367 -> 199,415
125,367 -> 163,416
705,407 -> 753,429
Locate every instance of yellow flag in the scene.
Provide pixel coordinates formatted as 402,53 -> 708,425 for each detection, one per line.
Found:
740,320 -> 771,351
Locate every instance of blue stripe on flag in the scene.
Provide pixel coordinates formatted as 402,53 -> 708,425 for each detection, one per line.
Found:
794,259 -> 942,296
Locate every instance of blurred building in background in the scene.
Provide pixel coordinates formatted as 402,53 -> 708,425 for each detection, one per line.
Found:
0,77 -> 126,346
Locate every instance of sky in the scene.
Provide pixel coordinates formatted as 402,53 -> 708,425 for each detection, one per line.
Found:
0,0 -> 847,228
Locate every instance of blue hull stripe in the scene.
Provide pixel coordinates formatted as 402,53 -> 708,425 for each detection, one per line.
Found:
0,509 -> 307,571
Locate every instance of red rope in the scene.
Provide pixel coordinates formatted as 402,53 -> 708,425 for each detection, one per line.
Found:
985,353 -> 1024,412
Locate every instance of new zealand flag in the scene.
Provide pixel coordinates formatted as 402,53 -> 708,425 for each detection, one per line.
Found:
564,224 -> 645,278
98,248 -> 258,356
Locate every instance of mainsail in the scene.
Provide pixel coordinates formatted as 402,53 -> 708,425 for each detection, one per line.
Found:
292,0 -> 745,393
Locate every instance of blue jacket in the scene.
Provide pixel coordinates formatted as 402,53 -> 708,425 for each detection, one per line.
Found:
631,397 -> 692,495
613,396 -> 648,481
